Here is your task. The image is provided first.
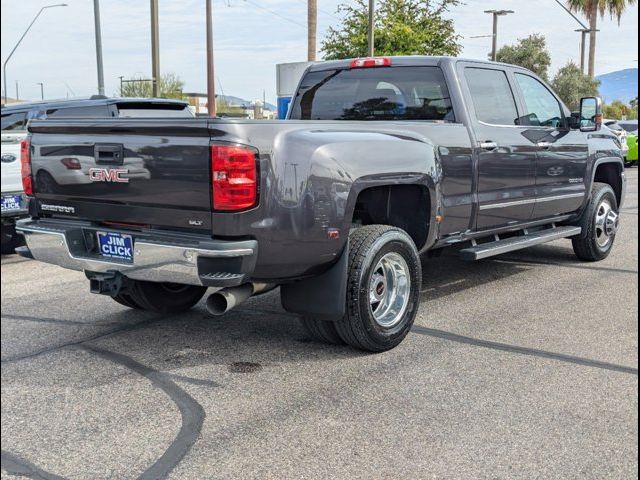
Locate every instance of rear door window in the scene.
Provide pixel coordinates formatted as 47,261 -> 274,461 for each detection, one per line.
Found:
1,111 -> 27,131
289,66 -> 455,121
464,67 -> 519,126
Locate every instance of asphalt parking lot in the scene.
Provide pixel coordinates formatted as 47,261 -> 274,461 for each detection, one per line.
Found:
1,169 -> 637,480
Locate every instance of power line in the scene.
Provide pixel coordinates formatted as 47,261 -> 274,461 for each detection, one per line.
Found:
242,0 -> 307,28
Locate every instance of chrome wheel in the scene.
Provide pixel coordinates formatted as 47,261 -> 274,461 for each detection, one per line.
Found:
369,252 -> 411,328
594,199 -> 619,248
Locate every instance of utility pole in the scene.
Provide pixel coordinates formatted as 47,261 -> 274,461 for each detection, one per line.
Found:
118,76 -> 124,95
553,0 -> 595,75
368,0 -> 375,56
2,3 -> 67,104
577,29 -> 588,73
37,82 -> 44,100
307,0 -> 317,61
15,81 -> 19,101
150,0 -> 160,97
484,10 -> 514,62
206,0 -> 216,117
93,0 -> 105,95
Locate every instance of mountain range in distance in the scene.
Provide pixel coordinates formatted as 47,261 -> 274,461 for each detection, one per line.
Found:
596,68 -> 638,104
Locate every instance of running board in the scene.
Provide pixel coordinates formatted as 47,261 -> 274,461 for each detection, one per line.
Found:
460,226 -> 582,261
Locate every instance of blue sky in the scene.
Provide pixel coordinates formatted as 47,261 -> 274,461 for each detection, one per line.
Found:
1,0 -> 638,103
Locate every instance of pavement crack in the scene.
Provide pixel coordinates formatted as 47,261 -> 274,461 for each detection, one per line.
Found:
1,314 -> 170,365
166,373 -> 221,388
1,314 -> 124,327
1,450 -> 68,480
495,258 -> 638,276
412,325 -> 638,375
79,344 -> 205,480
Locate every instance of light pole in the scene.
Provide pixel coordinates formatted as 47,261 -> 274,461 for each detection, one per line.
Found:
368,0 -> 375,56
36,82 -> 44,100
93,0 -> 105,96
484,9 -> 514,62
307,0 -> 317,61
150,0 -> 160,97
206,0 -> 216,117
552,0 -> 596,74
2,3 -> 67,104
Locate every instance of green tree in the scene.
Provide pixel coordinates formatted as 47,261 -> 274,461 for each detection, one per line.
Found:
603,99 -> 638,120
321,0 -> 461,60
495,34 -> 552,81
567,0 -> 637,78
551,61 -> 600,110
119,73 -> 185,99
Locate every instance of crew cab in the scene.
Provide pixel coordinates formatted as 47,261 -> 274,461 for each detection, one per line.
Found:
16,57 -> 626,351
1,96 -> 192,253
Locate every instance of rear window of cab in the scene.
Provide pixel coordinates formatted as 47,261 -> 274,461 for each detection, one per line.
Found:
289,66 -> 455,122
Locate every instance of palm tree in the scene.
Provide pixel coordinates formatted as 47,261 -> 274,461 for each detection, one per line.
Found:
567,0 -> 637,78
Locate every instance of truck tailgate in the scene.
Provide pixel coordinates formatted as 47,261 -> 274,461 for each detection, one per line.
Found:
28,119 -> 213,231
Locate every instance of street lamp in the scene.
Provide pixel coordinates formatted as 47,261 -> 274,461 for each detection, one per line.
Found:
484,9 -> 514,62
36,83 -> 44,100
2,3 -> 68,104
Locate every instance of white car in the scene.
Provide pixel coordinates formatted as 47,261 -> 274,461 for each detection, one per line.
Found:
604,120 -> 629,158
1,96 -> 192,253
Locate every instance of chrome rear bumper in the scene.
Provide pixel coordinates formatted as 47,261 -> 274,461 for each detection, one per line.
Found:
16,219 -> 258,287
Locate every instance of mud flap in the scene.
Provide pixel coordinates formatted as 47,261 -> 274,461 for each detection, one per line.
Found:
280,246 -> 348,321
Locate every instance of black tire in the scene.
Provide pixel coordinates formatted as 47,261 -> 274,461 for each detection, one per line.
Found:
126,280 -> 207,313
572,182 -> 619,262
300,317 -> 345,345
111,292 -> 144,310
1,224 -> 24,255
334,225 -> 422,352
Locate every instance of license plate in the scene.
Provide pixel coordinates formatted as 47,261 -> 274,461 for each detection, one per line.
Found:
1,194 -> 22,213
97,231 -> 134,262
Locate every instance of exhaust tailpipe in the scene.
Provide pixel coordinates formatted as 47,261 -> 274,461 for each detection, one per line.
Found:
205,283 -> 274,316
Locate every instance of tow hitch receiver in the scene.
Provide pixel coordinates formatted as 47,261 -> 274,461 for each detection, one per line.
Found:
86,271 -> 130,296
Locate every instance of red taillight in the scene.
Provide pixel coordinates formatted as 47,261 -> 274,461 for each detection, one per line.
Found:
211,145 -> 257,211
20,139 -> 33,195
349,57 -> 392,69
60,157 -> 82,170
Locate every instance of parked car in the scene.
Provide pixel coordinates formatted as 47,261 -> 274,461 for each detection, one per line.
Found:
1,96 -> 192,253
16,57 -> 625,352
618,120 -> 638,166
603,120 -> 629,161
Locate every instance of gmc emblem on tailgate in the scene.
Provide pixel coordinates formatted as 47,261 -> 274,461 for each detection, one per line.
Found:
89,167 -> 129,183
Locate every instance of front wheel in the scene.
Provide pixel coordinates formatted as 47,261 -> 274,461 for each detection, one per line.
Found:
572,183 -> 619,262
334,225 -> 422,352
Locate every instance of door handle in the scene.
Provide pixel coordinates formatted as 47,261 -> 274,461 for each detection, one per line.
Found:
480,141 -> 498,151
537,141 -> 551,149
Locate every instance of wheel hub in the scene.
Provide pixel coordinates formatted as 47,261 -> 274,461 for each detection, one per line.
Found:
368,252 -> 411,328
605,210 -> 619,237
594,199 -> 619,248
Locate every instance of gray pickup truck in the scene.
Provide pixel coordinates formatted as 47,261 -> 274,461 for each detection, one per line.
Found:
16,57 -> 626,352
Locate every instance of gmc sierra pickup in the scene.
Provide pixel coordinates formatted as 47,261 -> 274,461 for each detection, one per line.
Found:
16,57 -> 626,352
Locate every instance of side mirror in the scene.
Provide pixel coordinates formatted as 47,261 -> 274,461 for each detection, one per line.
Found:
579,97 -> 603,132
